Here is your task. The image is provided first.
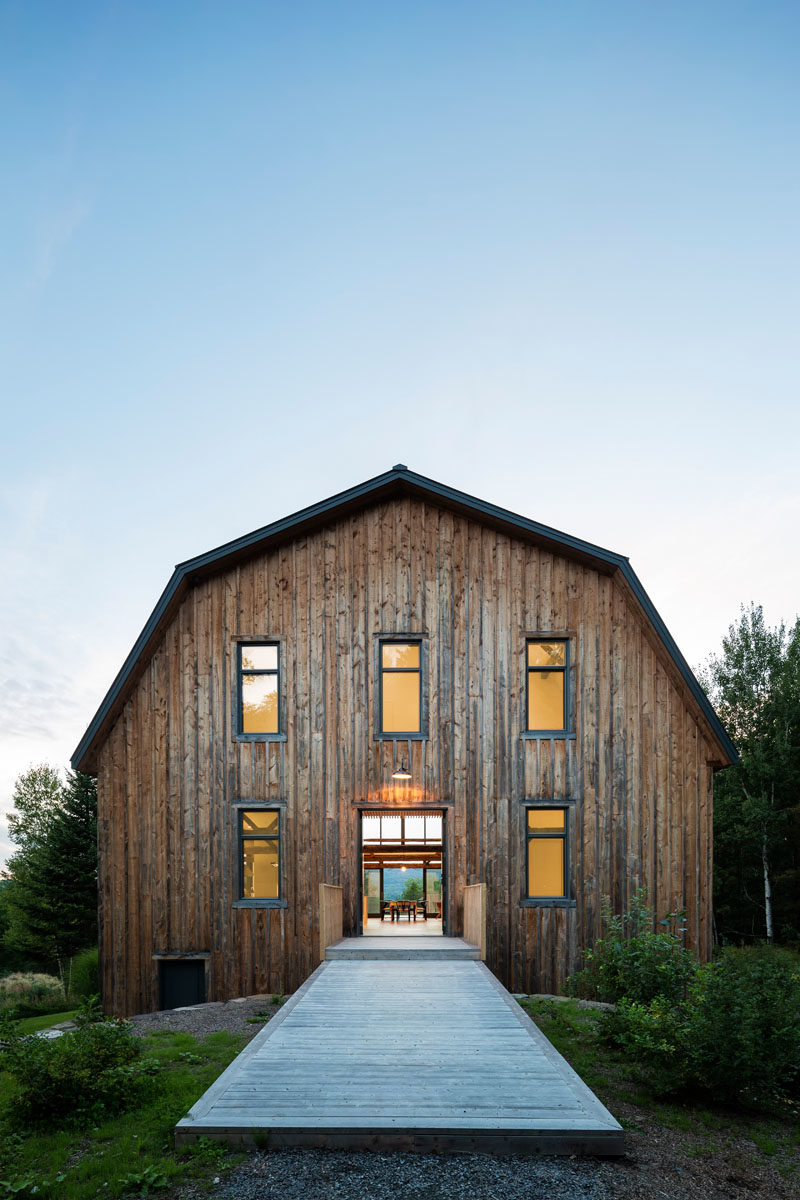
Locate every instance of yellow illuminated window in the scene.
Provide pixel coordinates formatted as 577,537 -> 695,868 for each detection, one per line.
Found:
526,807 -> 567,898
381,641 -> 421,733
240,810 -> 280,899
239,643 -> 280,734
527,640 -> 567,731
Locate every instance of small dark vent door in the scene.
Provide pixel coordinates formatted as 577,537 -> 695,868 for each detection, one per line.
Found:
159,960 -> 206,1009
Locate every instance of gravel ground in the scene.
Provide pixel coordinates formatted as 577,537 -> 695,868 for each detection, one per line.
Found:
129,995 -> 282,1042
131,997 -> 799,1200
204,1148 -> 611,1200
185,1128 -> 800,1200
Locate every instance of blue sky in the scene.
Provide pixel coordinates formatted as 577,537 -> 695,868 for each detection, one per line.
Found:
1,1 -> 799,867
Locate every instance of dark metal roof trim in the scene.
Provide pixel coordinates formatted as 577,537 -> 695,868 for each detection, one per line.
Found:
71,465 -> 737,769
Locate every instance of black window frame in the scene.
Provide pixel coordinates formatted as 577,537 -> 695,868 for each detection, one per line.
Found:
234,805 -> 286,908
522,802 -> 575,907
524,636 -> 570,736
375,635 -> 427,740
235,639 -> 285,742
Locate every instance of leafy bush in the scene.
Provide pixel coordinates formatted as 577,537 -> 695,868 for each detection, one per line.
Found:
68,948 -> 99,1001
0,1007 -> 159,1127
605,945 -> 800,1104
119,1164 -> 168,1195
0,973 -> 65,1016
568,890 -> 697,1004
0,1172 -> 66,1197
73,992 -> 103,1025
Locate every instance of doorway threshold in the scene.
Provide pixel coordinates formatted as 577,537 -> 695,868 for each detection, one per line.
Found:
326,936 -> 479,961
362,917 -> 444,938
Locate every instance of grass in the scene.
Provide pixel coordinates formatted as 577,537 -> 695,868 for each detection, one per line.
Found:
520,997 -> 800,1181
14,1010 -> 79,1035
0,1029 -> 247,1198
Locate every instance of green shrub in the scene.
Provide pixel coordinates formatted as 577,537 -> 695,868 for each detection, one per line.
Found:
74,992 -> 103,1025
119,1164 -> 168,1195
69,947 -> 99,1000
0,1173 -> 66,1197
605,945 -> 800,1104
568,890 -> 697,1004
0,1008 -> 159,1128
0,973 -> 65,1017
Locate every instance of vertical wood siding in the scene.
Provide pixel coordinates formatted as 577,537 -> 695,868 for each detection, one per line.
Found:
97,499 -> 720,1014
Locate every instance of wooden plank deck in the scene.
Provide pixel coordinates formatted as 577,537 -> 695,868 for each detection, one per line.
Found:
176,956 -> 624,1155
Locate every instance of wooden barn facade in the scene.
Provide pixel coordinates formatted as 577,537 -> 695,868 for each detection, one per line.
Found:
72,466 -> 736,1016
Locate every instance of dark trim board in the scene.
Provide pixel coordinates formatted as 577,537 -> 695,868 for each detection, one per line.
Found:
173,1127 -> 624,1155
373,634 -> 428,741
71,466 -> 736,771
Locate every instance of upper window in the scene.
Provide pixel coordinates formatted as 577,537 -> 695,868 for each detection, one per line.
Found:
239,643 -> 280,735
380,641 -> 421,734
526,639 -> 567,732
239,809 -> 280,899
526,807 -> 567,898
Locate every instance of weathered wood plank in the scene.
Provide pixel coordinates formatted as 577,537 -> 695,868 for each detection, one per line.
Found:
96,497 -> 722,1012
176,958 -> 623,1154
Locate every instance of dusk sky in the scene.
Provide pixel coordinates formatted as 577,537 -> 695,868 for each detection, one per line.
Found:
2,1 -> 798,868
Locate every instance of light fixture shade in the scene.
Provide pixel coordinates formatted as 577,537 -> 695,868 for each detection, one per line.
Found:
391,759 -> 412,780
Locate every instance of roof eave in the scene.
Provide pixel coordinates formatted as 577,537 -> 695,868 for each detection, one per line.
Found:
71,466 -> 737,772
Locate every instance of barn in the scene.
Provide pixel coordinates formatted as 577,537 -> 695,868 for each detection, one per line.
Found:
72,465 -> 735,1015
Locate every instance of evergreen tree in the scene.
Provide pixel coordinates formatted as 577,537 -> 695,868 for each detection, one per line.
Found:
2,766 -> 98,978
40,771 -> 98,955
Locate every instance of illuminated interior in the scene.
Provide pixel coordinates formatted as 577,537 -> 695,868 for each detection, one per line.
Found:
241,810 -> 279,898
381,642 -> 421,732
527,808 -> 566,897
527,640 -> 566,730
527,642 -> 566,669
361,810 -> 443,935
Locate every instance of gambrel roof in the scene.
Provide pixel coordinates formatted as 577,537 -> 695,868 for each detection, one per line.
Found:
72,465 -> 737,771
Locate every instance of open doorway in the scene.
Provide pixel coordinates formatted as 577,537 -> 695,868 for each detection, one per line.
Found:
360,810 -> 445,936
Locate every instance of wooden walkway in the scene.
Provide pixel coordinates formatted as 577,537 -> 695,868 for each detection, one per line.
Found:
176,951 -> 623,1155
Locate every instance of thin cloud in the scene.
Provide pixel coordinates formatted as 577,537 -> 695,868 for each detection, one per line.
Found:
0,642 -> 88,741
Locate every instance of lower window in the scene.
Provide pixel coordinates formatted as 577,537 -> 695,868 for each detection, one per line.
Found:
526,807 -> 568,898
239,809 -> 281,899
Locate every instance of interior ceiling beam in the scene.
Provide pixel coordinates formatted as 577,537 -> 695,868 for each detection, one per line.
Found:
363,862 -> 442,869
361,843 -> 442,851
362,850 -> 442,859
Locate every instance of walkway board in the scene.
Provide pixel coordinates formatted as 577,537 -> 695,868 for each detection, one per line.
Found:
176,957 -> 623,1155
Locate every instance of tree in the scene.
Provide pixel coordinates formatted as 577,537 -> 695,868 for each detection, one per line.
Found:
2,766 -> 98,981
700,605 -> 800,944
0,880 -> 31,973
6,764 -> 63,847
40,771 -> 98,955
400,876 -> 423,901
